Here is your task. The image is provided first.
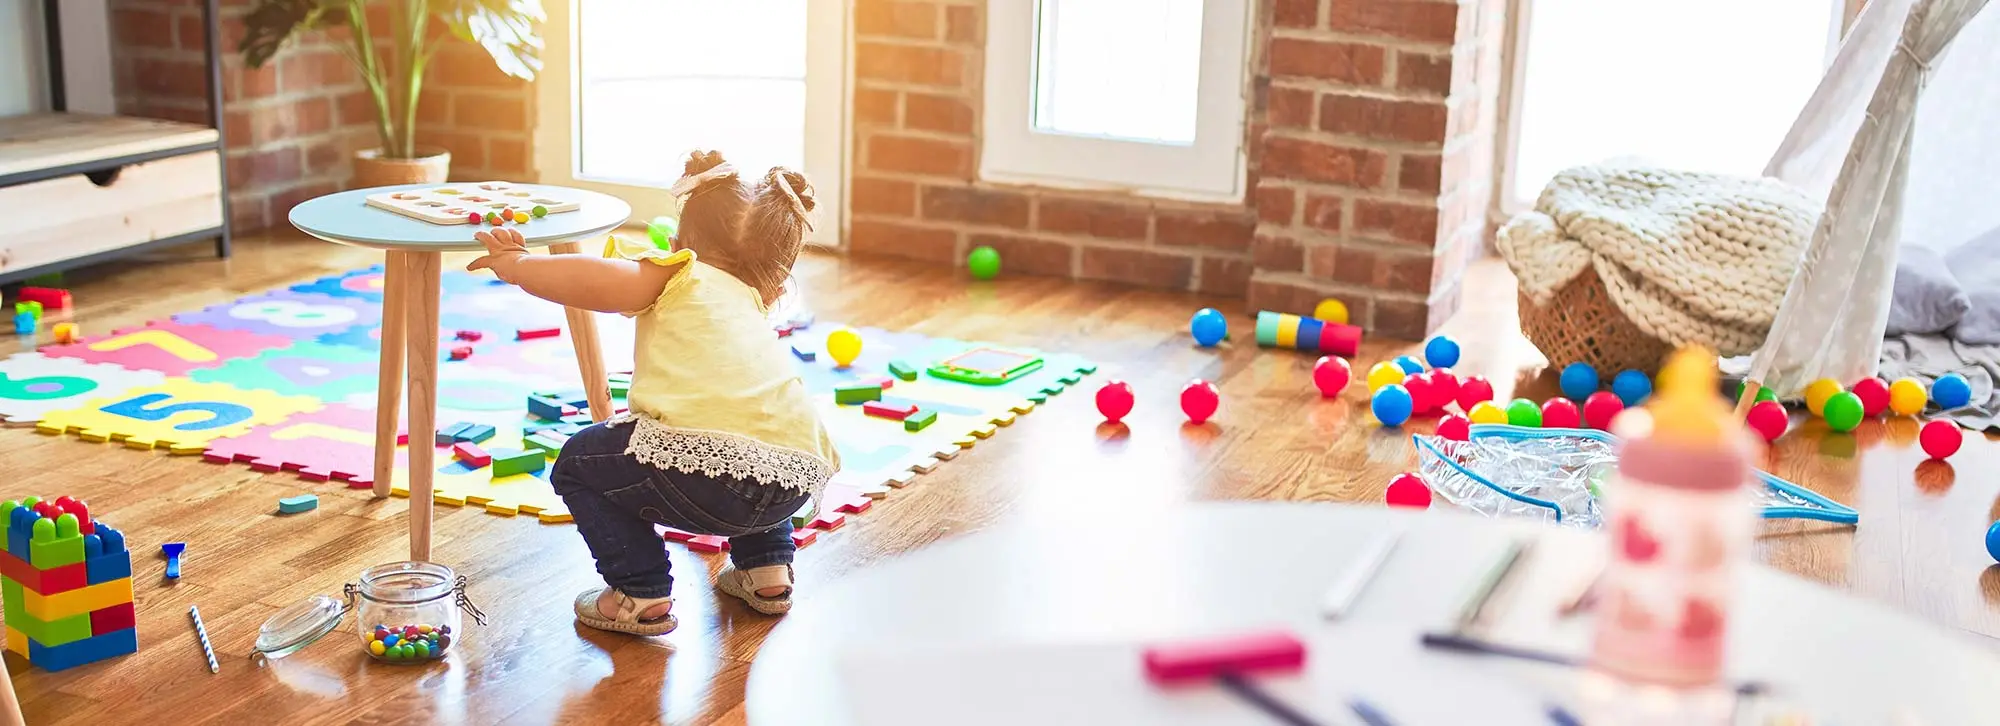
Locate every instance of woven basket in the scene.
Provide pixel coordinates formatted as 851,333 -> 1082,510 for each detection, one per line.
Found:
1518,268 -> 1672,376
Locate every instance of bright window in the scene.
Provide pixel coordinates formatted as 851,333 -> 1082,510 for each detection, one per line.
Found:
983,0 -> 1250,201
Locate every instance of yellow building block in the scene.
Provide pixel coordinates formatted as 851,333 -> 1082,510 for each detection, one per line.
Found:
6,626 -> 24,656
20,578 -> 131,621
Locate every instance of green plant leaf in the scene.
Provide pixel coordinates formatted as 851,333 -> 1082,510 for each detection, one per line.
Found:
435,0 -> 546,81
240,0 -> 352,69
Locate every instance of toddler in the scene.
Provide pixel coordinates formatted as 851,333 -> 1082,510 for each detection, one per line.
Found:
468,150 -> 838,636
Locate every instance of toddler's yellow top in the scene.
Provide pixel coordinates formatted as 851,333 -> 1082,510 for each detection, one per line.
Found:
605,237 -> 839,496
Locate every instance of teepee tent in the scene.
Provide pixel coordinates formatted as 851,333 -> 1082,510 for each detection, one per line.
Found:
1739,0 -> 2000,404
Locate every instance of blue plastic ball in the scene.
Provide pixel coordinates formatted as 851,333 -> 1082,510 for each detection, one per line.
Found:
1393,355 -> 1425,376
1611,369 -> 1652,406
1559,363 -> 1600,401
1932,372 -> 1973,409
1988,521 -> 2000,564
1423,336 -> 1462,369
1372,384 -> 1414,426
1190,308 -> 1227,347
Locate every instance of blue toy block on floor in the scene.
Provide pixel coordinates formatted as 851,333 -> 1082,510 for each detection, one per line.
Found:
435,422 -> 472,445
28,627 -> 136,672
527,394 -> 567,421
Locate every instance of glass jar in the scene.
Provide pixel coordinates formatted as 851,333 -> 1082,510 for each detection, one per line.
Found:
255,561 -> 485,663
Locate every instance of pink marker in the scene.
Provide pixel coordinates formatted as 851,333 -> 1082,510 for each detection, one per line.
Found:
1142,630 -> 1306,685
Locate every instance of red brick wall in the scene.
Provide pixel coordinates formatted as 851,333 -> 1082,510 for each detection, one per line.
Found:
846,0 -> 1262,297
415,40 -> 536,183
1246,0 -> 1506,339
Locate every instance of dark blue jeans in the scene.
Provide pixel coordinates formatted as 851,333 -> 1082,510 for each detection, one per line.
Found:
550,423 -> 807,599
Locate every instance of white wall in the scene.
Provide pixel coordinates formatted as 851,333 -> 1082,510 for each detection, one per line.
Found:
0,0 -> 47,116
0,0 -> 115,117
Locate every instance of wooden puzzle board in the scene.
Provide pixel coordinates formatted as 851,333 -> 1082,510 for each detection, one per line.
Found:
364,181 -> 581,225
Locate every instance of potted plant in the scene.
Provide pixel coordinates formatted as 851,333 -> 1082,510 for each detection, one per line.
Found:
241,1 -> 545,187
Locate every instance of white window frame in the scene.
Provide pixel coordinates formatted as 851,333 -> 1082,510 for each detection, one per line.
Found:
980,0 -> 1252,203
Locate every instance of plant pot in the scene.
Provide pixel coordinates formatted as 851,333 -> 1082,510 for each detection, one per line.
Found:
352,147 -> 451,188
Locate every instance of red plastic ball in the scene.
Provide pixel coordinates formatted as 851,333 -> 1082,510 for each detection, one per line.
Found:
1312,356 -> 1351,397
1745,400 -> 1788,443
1404,372 -> 1436,414
1095,380 -> 1135,424
1385,473 -> 1432,509
1583,391 -> 1625,430
1436,414 -> 1471,441
1540,397 -> 1581,428
1180,379 -> 1220,424
1430,368 -> 1460,409
1455,375 -> 1495,411
1850,377 -> 1890,417
1920,419 -> 1963,459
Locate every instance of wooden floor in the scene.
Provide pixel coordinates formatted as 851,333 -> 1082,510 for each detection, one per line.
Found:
2,232 -> 1996,724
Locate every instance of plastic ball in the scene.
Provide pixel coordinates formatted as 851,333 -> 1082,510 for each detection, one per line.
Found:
1312,357 -> 1350,397
1745,400 -> 1788,443
966,245 -> 1002,280
1095,380 -> 1135,424
1889,377 -> 1927,416
1821,391 -> 1864,432
1371,384 -> 1414,427
1986,521 -> 2000,564
1850,377 -> 1889,417
1754,386 -> 1777,403
1505,398 -> 1542,427
1314,298 -> 1349,325
1932,373 -> 1973,409
1189,308 -> 1228,347
1540,397 -> 1581,428
1366,362 -> 1405,393
1466,400 -> 1508,425
533,205 -> 550,219
1181,379 -> 1220,424
1456,376 -> 1495,410
1385,473 -> 1432,509
647,215 -> 678,248
1583,391 -> 1625,429
1423,336 -> 1462,369
466,212 -> 483,224
1393,355 -> 1425,375
1804,378 -> 1843,417
824,328 -> 863,368
1429,368 -> 1460,407
1920,419 -> 1963,459
1611,370 -> 1652,406
1558,363 -> 1599,401
1436,414 -> 1471,441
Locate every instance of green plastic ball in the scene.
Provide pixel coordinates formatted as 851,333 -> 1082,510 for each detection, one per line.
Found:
967,245 -> 1001,281
1822,391 -> 1864,432
646,216 -> 678,249
1756,386 -> 1777,403
1505,398 -> 1542,427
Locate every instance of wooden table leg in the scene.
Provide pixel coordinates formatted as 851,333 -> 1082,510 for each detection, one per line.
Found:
405,252 -> 442,562
550,242 -> 613,423
372,252 -> 409,498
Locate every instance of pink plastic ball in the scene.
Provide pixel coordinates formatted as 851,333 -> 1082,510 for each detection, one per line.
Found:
1850,377 -> 1890,418
1920,419 -> 1963,459
1745,400 -> 1788,443
1583,391 -> 1625,430
1386,473 -> 1432,509
1095,380 -> 1135,424
1312,356 -> 1351,398
1404,372 -> 1437,414
1540,397 -> 1581,428
1436,414 -> 1471,441
1455,375 -> 1495,411
1180,379 -> 1220,424
1430,368 -> 1460,409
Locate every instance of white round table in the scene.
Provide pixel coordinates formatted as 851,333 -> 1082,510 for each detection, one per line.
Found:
747,503 -> 2000,725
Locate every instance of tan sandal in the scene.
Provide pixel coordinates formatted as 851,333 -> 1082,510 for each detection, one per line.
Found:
573,588 -> 677,636
716,564 -> 794,614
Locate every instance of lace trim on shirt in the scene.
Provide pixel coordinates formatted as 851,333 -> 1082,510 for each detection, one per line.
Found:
610,413 -> 834,495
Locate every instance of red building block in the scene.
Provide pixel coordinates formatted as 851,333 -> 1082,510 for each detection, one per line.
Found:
88,602 -> 136,635
516,327 -> 561,340
451,442 -> 490,467
684,535 -> 730,553
17,287 -> 71,310
660,527 -> 695,542
455,330 -> 484,341
449,346 -> 473,361
0,551 -> 85,594
862,401 -> 917,421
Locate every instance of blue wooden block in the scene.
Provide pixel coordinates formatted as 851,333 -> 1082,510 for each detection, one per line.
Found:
553,422 -> 584,436
277,494 -> 319,514
527,394 -> 567,421
559,413 -> 593,427
28,627 -> 137,672
524,421 -> 558,436
435,422 -> 472,445
452,424 -> 496,444
563,395 -> 590,409
85,551 -> 131,586
791,344 -> 816,362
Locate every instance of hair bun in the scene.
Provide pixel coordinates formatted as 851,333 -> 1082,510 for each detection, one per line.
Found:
771,169 -> 816,213
684,150 -> 728,177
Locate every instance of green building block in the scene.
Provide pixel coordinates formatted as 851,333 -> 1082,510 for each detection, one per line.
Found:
790,501 -> 816,529
904,409 -> 938,432
3,579 -> 21,620
522,432 -> 567,456
491,449 -> 547,478
29,514 -> 84,569
834,384 -> 883,405
12,608 -> 90,647
887,360 -> 919,381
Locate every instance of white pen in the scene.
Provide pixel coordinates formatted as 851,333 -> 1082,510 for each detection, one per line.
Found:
1322,529 -> 1402,620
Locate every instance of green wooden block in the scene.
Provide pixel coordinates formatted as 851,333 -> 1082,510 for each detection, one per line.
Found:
491,449 -> 547,478
523,432 -> 566,456
904,409 -> 938,432
14,609 -> 90,647
887,360 -> 919,381
609,381 -> 631,396
834,384 -> 883,405
790,501 -> 815,529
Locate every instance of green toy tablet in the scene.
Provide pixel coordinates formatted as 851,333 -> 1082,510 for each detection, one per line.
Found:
927,348 -> 1044,385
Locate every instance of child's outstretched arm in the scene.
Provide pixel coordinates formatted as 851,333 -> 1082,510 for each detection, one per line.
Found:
466,228 -> 681,314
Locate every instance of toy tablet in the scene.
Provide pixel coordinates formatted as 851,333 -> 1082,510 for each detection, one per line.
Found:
927,348 -> 1044,385
365,181 -> 580,225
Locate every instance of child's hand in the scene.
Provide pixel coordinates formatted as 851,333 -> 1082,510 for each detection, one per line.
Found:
467,228 -> 530,283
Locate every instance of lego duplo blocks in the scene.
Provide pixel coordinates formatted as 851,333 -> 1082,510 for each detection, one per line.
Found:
0,496 -> 137,671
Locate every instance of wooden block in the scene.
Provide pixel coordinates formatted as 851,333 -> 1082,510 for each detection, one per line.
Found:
454,330 -> 483,341
903,409 -> 937,431
862,401 -> 917,420
491,449 -> 546,478
516,327 -> 560,340
1142,630 -> 1306,685
50,322 -> 78,344
451,442 -> 491,467
660,527 -> 696,542
435,422 -> 471,445
559,413 -> 594,427
452,424 -> 496,444
448,346 -> 473,361
835,384 -> 883,405
527,393 -> 567,421
791,345 -> 816,362
18,288 -> 70,310
863,376 -> 895,390
522,432 -> 565,456
888,360 -> 919,381
684,535 -> 729,553
276,494 -> 319,514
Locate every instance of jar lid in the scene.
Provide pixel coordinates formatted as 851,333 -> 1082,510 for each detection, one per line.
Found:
256,594 -> 345,659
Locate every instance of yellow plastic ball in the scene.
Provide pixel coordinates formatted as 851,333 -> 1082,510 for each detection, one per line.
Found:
1467,400 -> 1509,425
825,328 -> 863,368
1803,378 -> 1843,417
1313,298 -> 1349,325
1366,362 -> 1404,393
1888,377 -> 1927,417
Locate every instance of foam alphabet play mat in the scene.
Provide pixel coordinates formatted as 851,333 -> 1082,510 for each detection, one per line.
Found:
2,267 -> 1094,548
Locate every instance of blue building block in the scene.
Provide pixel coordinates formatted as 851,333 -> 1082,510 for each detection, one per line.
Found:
791,344 -> 816,362
7,526 -> 28,562
435,422 -> 472,445
527,393 -> 568,421
85,551 -> 132,586
96,524 -> 125,555
451,424 -> 496,444
277,494 -> 319,514
524,421 -> 558,436
27,627 -> 137,672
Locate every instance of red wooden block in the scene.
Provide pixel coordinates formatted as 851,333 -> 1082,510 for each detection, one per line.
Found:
789,529 -> 817,548
455,330 -> 484,341
776,325 -> 796,338
864,376 -> 895,390
396,429 -> 410,446
516,327 -> 561,340
18,287 -> 71,310
660,527 -> 695,542
684,535 -> 730,553
1317,322 -> 1362,358
89,602 -> 136,635
451,442 -> 490,467
862,401 -> 917,421
1142,630 -> 1306,685
449,346 -> 473,361
808,512 -> 846,531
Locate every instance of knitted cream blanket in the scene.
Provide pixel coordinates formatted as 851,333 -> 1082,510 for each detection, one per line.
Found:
1497,163 -> 1821,356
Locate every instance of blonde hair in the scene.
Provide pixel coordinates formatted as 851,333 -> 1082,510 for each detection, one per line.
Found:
669,150 -> 815,304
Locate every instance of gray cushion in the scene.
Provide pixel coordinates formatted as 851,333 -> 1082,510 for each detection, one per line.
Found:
1886,245 -> 1969,336
1946,226 -> 2000,344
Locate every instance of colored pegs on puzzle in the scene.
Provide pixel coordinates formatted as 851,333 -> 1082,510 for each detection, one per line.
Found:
0,496 -> 138,672
13,312 -> 33,335
51,322 -> 78,344
17,287 -> 71,311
